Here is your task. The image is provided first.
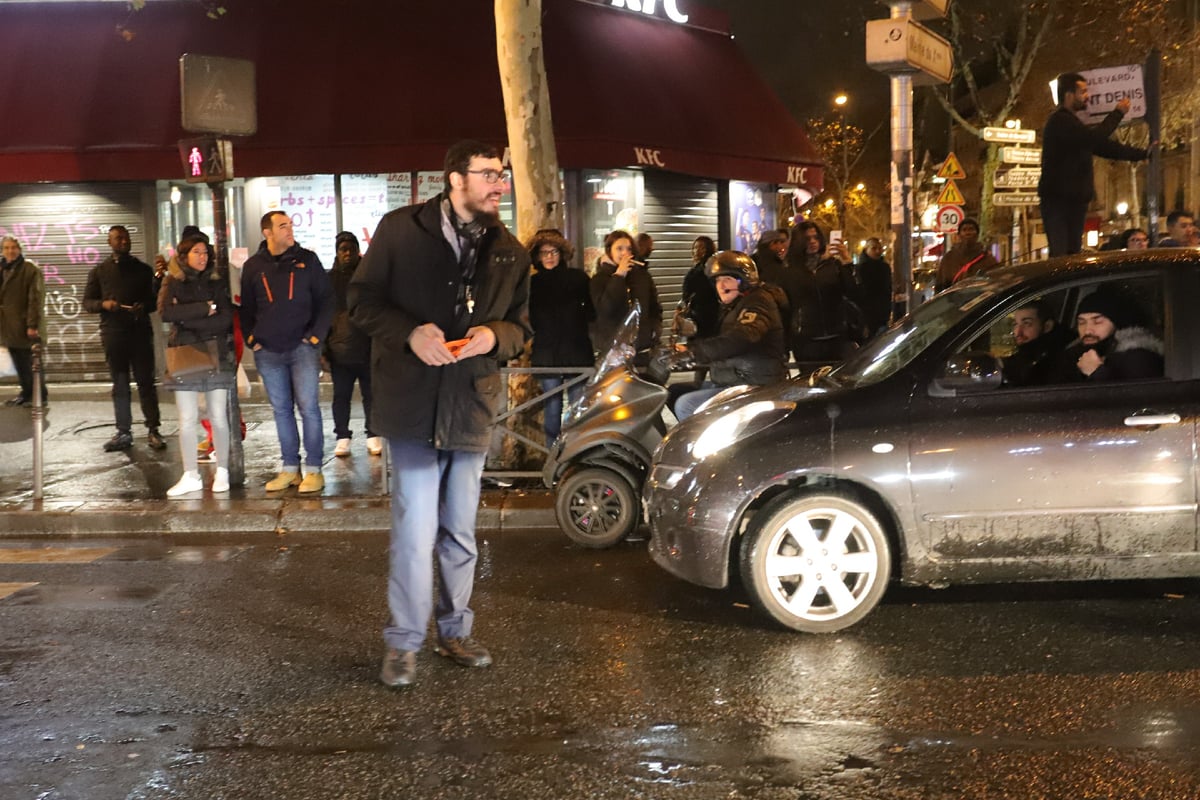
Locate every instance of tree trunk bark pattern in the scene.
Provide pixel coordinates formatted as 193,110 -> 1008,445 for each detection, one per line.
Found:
495,0 -> 565,241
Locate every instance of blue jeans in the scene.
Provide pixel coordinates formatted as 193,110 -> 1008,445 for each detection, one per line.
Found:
539,376 -> 583,447
384,438 -> 487,652
254,344 -> 324,470
674,381 -> 721,421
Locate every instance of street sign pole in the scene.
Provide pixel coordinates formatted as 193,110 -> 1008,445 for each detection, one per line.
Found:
209,180 -> 244,488
892,68 -> 915,315
1145,48 -> 1162,243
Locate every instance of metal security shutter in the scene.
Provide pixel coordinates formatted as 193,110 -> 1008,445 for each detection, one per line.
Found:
0,183 -> 149,381
641,172 -> 720,339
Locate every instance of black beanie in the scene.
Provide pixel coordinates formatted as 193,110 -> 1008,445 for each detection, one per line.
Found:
335,231 -> 359,250
1077,289 -> 1137,329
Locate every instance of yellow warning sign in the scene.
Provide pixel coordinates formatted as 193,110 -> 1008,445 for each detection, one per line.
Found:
937,152 -> 967,180
936,180 -> 965,205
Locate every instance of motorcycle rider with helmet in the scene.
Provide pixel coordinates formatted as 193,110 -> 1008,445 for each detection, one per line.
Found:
654,250 -> 788,420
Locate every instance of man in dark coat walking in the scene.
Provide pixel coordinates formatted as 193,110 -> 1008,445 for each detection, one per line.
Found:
1038,72 -> 1150,257
350,140 -> 531,689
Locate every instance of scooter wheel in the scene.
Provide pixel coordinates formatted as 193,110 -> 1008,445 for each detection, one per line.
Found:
555,466 -> 640,548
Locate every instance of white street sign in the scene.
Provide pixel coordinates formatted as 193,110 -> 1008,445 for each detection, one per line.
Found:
993,192 -> 1040,206
1051,64 -> 1146,122
983,127 -> 1037,144
993,168 -> 1041,189
1001,147 -> 1042,165
866,18 -> 953,85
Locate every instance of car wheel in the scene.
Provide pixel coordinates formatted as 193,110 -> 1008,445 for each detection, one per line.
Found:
739,492 -> 891,633
555,467 -> 640,549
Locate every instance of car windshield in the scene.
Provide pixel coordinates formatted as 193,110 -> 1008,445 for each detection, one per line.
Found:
830,283 -> 997,388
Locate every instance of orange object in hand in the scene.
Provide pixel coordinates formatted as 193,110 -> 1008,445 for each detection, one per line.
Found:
445,338 -> 470,356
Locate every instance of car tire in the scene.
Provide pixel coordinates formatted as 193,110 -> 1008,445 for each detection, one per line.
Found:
739,491 -> 891,633
555,466 -> 640,549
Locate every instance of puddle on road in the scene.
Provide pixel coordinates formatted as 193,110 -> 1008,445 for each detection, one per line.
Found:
1,584 -> 167,607
0,546 -> 118,564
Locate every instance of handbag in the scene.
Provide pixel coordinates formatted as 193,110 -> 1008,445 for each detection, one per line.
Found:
165,340 -> 220,381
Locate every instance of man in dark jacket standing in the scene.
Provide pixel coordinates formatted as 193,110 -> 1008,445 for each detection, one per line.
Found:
349,140 -> 531,689
326,231 -> 380,458
0,236 -> 47,407
83,225 -> 166,452
240,212 -> 334,494
1038,72 -> 1150,257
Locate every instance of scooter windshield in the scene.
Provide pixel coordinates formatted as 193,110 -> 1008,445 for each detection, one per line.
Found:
562,303 -> 641,425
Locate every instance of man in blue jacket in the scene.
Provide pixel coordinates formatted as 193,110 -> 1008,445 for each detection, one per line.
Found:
239,212 -> 334,493
350,140 -> 531,688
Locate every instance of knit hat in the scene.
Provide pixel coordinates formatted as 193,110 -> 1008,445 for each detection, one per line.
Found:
1077,288 -> 1140,329
335,231 -> 360,250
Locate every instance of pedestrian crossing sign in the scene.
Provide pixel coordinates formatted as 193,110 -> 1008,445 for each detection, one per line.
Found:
936,180 -> 965,205
936,152 -> 966,180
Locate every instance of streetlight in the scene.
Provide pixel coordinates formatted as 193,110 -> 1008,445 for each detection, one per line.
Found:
833,93 -> 850,231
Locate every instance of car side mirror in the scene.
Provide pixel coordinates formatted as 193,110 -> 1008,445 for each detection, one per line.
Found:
929,352 -> 1003,397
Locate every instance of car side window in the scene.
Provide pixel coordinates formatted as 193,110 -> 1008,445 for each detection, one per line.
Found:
956,275 -> 1166,388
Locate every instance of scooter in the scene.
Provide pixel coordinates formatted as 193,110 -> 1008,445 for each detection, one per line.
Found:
542,305 -> 668,548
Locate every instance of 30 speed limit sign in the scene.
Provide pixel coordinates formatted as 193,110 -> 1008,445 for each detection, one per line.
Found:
937,204 -> 965,233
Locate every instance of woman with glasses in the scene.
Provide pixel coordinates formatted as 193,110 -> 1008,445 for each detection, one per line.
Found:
528,229 -> 594,447
1120,228 -> 1149,250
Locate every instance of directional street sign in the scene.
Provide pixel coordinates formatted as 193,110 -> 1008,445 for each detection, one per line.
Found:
993,168 -> 1041,189
936,180 -> 965,205
993,191 -> 1040,206
1000,147 -> 1042,165
936,152 -> 966,180
936,204 -> 965,233
865,17 -> 953,85
982,127 -> 1037,144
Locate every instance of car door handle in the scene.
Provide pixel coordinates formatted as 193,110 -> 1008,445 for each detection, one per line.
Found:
1124,413 -> 1182,427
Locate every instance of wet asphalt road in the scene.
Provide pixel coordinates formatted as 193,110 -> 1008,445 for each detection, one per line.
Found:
3,529 -> 1200,800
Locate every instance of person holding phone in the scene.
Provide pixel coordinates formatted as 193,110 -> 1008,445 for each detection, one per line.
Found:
776,221 -> 859,366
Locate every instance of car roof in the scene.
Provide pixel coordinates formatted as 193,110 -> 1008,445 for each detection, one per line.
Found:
957,248 -> 1200,293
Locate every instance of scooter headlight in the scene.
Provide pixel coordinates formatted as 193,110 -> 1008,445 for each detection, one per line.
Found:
690,400 -> 795,461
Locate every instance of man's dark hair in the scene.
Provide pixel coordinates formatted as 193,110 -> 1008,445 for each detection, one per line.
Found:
959,218 -> 980,233
1015,298 -> 1053,325
443,139 -> 501,186
1056,72 -> 1086,104
108,225 -> 129,235
260,210 -> 287,233
692,236 -> 716,263
1166,209 -> 1195,227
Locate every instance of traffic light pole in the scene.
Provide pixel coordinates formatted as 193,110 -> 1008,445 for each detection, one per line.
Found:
209,180 -> 245,488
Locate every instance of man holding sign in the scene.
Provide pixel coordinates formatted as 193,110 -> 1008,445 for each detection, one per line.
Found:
1038,72 -> 1151,257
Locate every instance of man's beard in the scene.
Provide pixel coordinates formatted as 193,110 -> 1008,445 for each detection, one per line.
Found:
463,195 -> 501,228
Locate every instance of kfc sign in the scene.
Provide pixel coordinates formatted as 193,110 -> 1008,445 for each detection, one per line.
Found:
611,0 -> 689,24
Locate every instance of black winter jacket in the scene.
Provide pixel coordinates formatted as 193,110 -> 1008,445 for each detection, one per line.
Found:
680,261 -> 720,339
157,255 -> 236,390
690,284 -> 787,386
1052,326 -> 1164,383
83,253 -> 158,333
530,264 -> 594,368
769,255 -> 857,342
326,256 -> 371,365
1039,107 -> 1148,202
348,196 -> 531,451
590,260 -> 662,353
239,242 -> 334,353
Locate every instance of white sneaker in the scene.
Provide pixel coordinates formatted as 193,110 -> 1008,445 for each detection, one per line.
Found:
167,471 -> 203,498
211,468 -> 230,493
366,436 -> 383,456
335,438 -> 352,457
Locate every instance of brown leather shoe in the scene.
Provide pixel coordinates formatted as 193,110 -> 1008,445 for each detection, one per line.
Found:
434,636 -> 492,667
380,648 -> 417,688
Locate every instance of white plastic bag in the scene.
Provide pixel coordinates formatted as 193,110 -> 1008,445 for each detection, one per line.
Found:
0,347 -> 15,378
236,363 -> 251,399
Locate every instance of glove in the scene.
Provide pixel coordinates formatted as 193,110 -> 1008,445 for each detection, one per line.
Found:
647,346 -> 696,383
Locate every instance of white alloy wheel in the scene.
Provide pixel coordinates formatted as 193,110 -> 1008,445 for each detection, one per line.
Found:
740,492 -> 891,633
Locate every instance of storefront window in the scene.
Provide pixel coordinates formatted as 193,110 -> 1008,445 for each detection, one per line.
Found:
580,169 -> 643,269
155,180 -> 246,262
730,181 -> 773,254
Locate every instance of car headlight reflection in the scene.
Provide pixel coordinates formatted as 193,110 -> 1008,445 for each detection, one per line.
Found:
690,400 -> 795,460
694,384 -> 750,415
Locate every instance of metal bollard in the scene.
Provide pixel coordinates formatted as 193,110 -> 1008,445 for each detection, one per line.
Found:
30,340 -> 44,500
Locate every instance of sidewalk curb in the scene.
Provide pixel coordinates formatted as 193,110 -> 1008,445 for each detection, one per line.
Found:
0,491 -> 558,537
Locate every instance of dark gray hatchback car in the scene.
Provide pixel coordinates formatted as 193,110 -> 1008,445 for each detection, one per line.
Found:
645,250 -> 1200,633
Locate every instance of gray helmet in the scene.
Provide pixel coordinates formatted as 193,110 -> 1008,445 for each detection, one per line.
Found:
705,250 -> 759,291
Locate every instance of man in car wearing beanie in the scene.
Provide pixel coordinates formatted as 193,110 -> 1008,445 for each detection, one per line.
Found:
1054,288 -> 1163,382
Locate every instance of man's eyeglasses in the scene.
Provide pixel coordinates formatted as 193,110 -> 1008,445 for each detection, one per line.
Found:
467,169 -> 511,184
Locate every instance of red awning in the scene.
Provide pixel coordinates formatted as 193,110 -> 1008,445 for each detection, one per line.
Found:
0,0 -> 822,188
